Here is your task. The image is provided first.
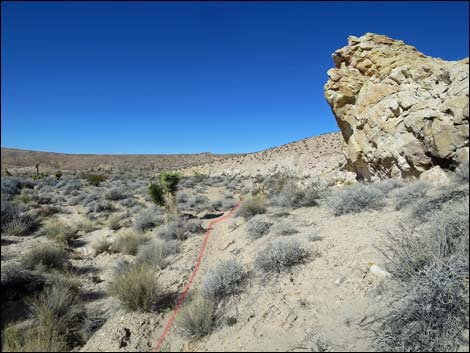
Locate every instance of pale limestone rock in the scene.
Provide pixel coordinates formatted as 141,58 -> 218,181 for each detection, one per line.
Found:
420,166 -> 450,187
325,33 -> 469,180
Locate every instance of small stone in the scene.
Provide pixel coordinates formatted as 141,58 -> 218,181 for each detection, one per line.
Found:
370,264 -> 391,278
334,276 -> 348,285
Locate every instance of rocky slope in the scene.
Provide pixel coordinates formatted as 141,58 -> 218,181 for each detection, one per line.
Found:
182,132 -> 350,180
325,33 -> 469,180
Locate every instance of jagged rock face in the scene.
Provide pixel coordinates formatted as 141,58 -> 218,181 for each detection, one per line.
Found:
324,33 -> 469,180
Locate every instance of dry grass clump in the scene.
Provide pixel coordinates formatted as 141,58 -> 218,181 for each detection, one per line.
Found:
136,239 -> 181,269
91,236 -> 112,255
3,273 -> 86,351
107,261 -> 162,312
236,197 -> 267,220
177,294 -> 216,339
22,245 -> 70,272
107,213 -> 122,230
40,221 -> 79,245
109,230 -> 145,255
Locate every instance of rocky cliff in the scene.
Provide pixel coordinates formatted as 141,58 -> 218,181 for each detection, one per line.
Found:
324,33 -> 469,180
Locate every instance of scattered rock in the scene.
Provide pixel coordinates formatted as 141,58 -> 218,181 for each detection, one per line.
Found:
420,166 -> 450,186
369,264 -> 391,278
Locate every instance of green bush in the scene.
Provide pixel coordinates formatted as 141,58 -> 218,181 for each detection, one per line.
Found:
83,173 -> 107,186
148,183 -> 165,206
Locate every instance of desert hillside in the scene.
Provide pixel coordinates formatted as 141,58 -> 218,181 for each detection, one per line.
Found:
182,131 -> 347,179
1,148 -> 241,172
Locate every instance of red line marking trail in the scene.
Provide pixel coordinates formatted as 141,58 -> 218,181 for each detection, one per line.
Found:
153,202 -> 241,352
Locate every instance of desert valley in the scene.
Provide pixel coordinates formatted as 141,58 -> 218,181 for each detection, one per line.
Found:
1,31 -> 469,353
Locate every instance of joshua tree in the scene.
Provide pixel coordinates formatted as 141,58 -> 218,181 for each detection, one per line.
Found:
148,171 -> 181,222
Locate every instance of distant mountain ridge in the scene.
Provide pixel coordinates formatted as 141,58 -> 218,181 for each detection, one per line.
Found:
0,147 -> 242,172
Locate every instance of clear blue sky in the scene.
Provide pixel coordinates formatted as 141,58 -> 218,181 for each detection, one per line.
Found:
1,1 -> 469,154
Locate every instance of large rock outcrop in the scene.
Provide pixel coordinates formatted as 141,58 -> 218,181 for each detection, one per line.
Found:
324,33 -> 469,180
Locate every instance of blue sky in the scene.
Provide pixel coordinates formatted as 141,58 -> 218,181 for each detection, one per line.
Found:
1,1 -> 469,154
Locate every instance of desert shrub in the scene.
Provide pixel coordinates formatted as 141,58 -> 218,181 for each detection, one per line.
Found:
269,180 -> 320,208
1,199 -> 20,228
202,259 -> 246,300
107,262 -> 162,312
271,220 -> 298,236
176,191 -> 189,203
22,245 -> 69,272
2,323 -> 67,352
210,199 -> 224,211
375,262 -> 468,352
410,187 -> 469,222
187,194 -> 210,211
109,231 -> 143,255
1,176 -> 34,199
61,180 -> 82,195
156,220 -> 185,241
453,160 -> 469,183
65,194 -> 86,206
28,275 -> 86,348
182,219 -> 203,234
86,200 -> 116,215
392,180 -> 430,210
177,295 -> 215,339
133,207 -> 163,233
104,187 -> 127,201
383,197 -> 469,284
91,236 -> 112,255
34,205 -> 60,218
2,213 -> 37,236
40,221 -> 79,245
83,173 -> 107,186
240,186 -> 250,195
137,239 -> 181,269
236,197 -> 267,220
246,215 -> 272,240
19,188 -> 33,204
376,193 -> 469,352
107,213 -> 122,230
1,266 -> 46,301
374,178 -> 405,194
83,193 -> 100,205
255,238 -> 309,273
74,218 -> 96,233
426,197 -> 469,265
222,198 -> 237,210
326,183 -> 384,216
119,196 -> 139,208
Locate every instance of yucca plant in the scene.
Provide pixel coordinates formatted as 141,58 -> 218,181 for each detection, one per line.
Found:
148,171 -> 181,223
